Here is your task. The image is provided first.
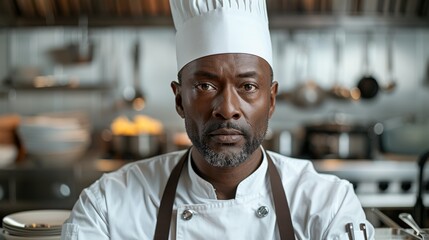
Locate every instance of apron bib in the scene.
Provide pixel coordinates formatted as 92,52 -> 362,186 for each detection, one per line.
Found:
154,149 -> 295,240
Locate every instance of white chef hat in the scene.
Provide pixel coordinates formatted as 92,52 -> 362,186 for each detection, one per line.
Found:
170,0 -> 273,72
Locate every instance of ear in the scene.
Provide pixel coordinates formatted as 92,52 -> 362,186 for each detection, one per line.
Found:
269,81 -> 278,118
171,81 -> 185,118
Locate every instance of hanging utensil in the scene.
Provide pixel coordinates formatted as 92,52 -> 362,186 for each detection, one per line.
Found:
330,30 -> 352,100
356,32 -> 379,100
399,213 -> 429,239
289,34 -> 326,108
382,30 -> 397,93
276,31 -> 293,102
123,39 -> 146,111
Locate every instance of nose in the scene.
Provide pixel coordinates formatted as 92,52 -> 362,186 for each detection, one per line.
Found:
212,87 -> 241,120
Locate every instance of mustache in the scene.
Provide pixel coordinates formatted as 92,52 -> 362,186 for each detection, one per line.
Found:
204,121 -> 250,136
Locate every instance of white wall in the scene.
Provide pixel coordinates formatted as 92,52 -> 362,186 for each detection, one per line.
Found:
0,27 -> 428,132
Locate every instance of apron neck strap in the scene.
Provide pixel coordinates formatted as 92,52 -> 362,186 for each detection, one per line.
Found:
154,148 -> 295,239
266,151 -> 296,239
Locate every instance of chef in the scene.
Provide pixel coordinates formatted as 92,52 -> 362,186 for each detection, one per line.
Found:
61,0 -> 375,239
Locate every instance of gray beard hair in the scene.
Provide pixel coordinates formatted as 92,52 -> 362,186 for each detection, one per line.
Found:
190,130 -> 266,168
198,141 -> 258,168
184,118 -> 268,168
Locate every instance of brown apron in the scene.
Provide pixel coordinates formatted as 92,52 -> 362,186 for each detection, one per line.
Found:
154,149 -> 295,239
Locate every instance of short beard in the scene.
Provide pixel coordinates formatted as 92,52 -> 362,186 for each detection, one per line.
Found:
186,121 -> 267,168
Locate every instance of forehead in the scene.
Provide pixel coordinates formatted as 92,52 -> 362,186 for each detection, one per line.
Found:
180,53 -> 271,79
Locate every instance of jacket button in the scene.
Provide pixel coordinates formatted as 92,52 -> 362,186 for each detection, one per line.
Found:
256,206 -> 269,218
181,209 -> 195,221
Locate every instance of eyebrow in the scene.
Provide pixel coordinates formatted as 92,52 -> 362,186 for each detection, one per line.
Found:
193,71 -> 219,80
192,70 -> 259,80
237,71 -> 258,79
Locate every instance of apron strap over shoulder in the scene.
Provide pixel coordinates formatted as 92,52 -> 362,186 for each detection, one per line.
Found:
153,149 -> 189,240
266,152 -> 296,239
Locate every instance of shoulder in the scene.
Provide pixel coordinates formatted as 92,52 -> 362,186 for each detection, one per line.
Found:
266,150 -> 350,190
97,150 -> 187,190
266,151 -> 369,239
82,150 -> 188,204
266,151 -> 355,218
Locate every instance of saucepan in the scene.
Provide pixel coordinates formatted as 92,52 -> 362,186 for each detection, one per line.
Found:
110,133 -> 165,160
105,115 -> 165,160
356,32 -> 379,100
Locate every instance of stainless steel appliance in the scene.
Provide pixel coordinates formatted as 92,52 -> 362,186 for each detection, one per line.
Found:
301,123 -> 374,159
313,159 -> 429,209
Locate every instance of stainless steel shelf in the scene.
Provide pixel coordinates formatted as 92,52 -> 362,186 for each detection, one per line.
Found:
1,84 -> 114,92
269,15 -> 429,30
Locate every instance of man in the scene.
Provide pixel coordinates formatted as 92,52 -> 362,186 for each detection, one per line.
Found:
61,0 -> 375,239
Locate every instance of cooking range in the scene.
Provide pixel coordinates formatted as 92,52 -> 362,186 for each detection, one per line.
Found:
313,159 -> 429,208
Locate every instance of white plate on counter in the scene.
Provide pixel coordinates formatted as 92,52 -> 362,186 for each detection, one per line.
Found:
2,210 -> 70,230
2,231 -> 60,240
2,210 -> 69,240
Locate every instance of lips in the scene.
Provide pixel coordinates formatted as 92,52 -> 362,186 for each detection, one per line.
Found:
209,128 -> 244,144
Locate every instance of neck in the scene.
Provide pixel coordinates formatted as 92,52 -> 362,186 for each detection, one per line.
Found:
190,147 -> 263,200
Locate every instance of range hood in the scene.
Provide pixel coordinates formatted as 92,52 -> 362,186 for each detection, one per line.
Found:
0,0 -> 428,28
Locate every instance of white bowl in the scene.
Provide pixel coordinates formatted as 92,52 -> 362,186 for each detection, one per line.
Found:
0,145 -> 17,167
29,146 -> 87,167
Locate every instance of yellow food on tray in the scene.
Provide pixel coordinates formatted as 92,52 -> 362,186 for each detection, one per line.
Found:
111,115 -> 163,136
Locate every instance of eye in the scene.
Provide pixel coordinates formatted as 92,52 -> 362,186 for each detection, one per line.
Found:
242,83 -> 258,92
195,83 -> 216,91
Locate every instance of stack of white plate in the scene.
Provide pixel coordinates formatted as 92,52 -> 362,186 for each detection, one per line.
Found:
18,115 -> 91,166
2,210 -> 71,240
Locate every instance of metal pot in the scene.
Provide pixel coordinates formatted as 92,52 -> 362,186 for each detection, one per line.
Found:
111,134 -> 164,160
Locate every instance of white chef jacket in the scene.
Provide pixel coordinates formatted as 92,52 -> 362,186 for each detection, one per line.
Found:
61,148 -> 375,240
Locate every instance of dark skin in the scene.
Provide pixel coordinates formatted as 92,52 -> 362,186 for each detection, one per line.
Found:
171,53 -> 278,200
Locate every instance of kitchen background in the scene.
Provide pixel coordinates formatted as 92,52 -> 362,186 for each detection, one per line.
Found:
0,0 -> 428,229
1,28 -> 428,133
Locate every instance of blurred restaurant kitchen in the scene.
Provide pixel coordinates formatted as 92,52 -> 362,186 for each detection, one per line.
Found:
0,0 -> 428,231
